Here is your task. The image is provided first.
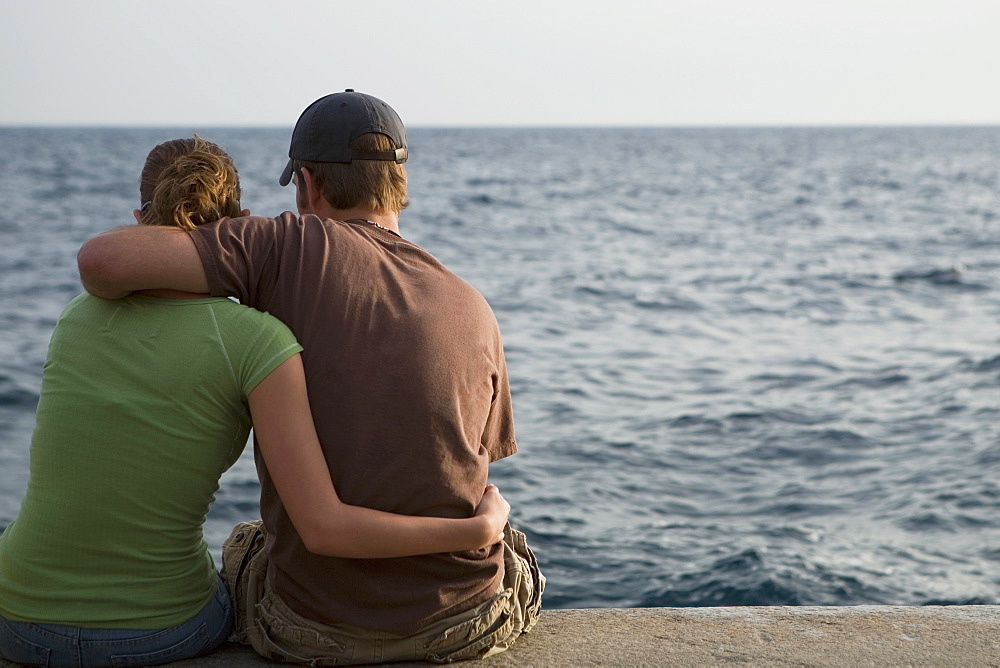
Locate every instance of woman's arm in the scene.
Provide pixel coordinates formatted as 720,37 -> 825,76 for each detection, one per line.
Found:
247,354 -> 509,558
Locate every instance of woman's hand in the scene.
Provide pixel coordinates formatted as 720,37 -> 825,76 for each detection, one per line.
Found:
473,484 -> 510,547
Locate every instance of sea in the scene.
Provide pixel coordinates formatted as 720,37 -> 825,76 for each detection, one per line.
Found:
0,126 -> 998,609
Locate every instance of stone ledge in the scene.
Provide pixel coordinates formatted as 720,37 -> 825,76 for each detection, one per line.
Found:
4,606 -> 999,666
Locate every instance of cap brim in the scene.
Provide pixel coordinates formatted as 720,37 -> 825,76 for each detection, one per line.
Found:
278,160 -> 294,186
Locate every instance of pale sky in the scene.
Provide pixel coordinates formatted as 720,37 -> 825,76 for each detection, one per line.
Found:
2,0 -> 998,127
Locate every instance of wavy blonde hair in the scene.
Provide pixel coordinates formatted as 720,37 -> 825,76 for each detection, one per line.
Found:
139,136 -> 241,230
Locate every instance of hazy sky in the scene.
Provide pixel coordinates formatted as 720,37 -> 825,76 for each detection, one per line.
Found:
3,0 -> 998,127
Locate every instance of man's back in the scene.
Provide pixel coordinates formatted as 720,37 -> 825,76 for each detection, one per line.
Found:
191,212 -> 516,633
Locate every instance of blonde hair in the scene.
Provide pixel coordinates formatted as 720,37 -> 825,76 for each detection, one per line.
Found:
139,136 -> 241,230
293,133 -> 408,213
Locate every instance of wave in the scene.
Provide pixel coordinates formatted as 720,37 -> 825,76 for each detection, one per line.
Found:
892,264 -> 988,291
450,193 -> 524,210
0,375 -> 39,408
637,549 -> 890,607
921,596 -> 997,605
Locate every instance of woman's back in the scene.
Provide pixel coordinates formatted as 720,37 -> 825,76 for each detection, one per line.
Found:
0,293 -> 298,628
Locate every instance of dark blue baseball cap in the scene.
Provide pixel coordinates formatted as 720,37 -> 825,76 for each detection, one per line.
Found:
279,89 -> 408,186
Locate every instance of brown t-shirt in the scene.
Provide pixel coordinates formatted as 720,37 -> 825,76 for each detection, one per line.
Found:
190,212 -> 516,634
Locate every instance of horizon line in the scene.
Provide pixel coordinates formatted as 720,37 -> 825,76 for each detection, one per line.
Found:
1,121 -> 999,131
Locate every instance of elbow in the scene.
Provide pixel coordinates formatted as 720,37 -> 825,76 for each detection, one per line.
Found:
299,530 -> 329,556
293,499 -> 364,557
77,237 -> 128,299
300,529 -> 352,558
295,516 -> 342,557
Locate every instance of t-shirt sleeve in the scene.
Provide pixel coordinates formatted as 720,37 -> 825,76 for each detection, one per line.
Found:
216,303 -> 303,396
482,336 -> 518,462
189,215 -> 287,309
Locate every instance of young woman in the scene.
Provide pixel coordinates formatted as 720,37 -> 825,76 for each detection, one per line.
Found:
0,137 -> 509,667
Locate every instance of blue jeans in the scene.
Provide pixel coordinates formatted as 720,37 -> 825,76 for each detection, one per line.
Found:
0,576 -> 232,667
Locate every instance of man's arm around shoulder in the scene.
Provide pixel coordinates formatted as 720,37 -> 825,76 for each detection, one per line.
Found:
77,225 -> 208,299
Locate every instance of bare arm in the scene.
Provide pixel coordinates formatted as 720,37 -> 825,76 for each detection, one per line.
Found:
77,225 -> 208,299
248,354 -> 509,558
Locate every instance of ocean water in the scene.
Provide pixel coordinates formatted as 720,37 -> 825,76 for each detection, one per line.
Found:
0,126 -> 998,609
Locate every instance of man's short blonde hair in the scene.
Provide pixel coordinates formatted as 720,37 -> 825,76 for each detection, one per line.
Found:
294,133 -> 408,214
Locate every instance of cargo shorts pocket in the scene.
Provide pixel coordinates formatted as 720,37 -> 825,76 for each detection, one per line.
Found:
504,526 -> 545,633
253,590 -> 355,666
423,588 -> 515,662
220,520 -> 267,645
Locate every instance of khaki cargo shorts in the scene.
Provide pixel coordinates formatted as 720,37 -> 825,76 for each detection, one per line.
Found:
220,521 -> 544,665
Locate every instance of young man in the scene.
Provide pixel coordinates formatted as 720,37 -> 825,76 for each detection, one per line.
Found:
77,90 -> 543,665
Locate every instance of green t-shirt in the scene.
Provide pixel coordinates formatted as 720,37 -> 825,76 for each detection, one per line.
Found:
0,294 -> 301,628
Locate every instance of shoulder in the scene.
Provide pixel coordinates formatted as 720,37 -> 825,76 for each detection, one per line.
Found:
209,299 -> 285,328
57,292 -> 112,320
449,272 -> 499,316
214,300 -> 295,342
190,212 -> 303,244
62,292 -> 92,311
